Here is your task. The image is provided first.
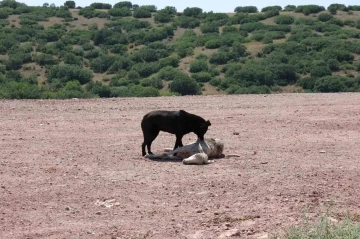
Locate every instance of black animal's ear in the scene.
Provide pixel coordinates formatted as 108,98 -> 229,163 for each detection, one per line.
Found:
206,120 -> 211,126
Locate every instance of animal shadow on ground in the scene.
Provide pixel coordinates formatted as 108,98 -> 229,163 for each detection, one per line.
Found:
145,153 -> 225,163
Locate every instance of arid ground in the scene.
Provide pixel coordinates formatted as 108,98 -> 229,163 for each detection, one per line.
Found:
1,93 -> 360,239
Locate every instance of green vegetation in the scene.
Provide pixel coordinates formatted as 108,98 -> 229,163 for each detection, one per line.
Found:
0,0 -> 360,98
283,215 -> 360,239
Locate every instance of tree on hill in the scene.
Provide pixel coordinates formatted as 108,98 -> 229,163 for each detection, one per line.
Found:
133,7 -> 152,18
113,1 -> 132,9
90,3 -> 112,9
234,6 -> 258,13
261,6 -> 282,12
183,7 -> 203,17
64,1 -> 75,8
284,5 -> 296,11
170,73 -> 200,95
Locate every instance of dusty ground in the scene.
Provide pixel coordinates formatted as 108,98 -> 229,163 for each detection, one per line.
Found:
1,93 -> 360,239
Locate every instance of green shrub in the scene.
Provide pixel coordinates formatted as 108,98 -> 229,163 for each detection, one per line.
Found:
327,3 -> 348,11
262,36 -> 273,44
157,66 -> 181,81
109,76 -> 132,87
0,9 -> 9,19
205,39 -> 222,49
222,25 -> 238,33
192,72 -> 213,82
113,1 -> 132,9
47,64 -> 93,85
86,81 -> 111,97
170,73 -> 200,95
133,8 -> 152,18
44,80 -> 95,99
0,81 -> 40,99
177,16 -> 201,28
314,76 -> 345,92
5,55 -> 25,70
110,44 -> 128,54
159,56 -> 180,68
298,77 -> 317,90
140,76 -> 163,89
90,3 -> 112,9
64,1 -> 75,8
109,7 -> 132,17
189,60 -> 209,73
355,61 -> 360,71
252,32 -> 264,41
274,15 -> 294,24
183,7 -> 203,17
240,22 -> 266,32
343,19 -> 355,27
295,5 -> 325,15
209,51 -> 230,65
356,19 -> 360,29
107,57 -> 132,74
264,10 -> 279,18
284,5 -> 296,11
109,86 -> 134,97
209,77 -> 222,86
200,23 -> 219,33
34,53 -> 57,66
310,64 -> 332,78
261,6 -> 282,12
317,13 -> 333,22
234,6 -> 258,13
131,62 -> 161,77
90,55 -> 118,73
154,9 -> 173,23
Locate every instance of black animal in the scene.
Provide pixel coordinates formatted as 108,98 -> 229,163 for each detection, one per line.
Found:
141,110 -> 211,156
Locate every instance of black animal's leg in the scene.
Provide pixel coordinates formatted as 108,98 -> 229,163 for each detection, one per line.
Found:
173,135 -> 184,156
142,131 -> 149,156
145,130 -> 159,155
173,135 -> 184,149
141,141 -> 147,156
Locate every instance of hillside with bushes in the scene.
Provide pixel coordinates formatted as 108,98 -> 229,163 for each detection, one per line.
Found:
0,0 -> 360,98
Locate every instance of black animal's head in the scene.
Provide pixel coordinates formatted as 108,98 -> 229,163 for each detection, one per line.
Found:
195,120 -> 211,140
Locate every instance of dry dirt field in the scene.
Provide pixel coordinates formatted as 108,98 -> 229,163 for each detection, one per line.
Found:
1,93 -> 360,239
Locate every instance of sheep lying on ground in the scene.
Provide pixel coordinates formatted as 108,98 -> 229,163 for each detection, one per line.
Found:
144,138 -> 224,165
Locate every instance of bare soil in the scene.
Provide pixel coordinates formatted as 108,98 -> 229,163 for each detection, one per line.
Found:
1,93 -> 360,239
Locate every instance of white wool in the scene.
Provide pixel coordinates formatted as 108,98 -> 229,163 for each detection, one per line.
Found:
182,153 -> 208,165
144,138 -> 224,165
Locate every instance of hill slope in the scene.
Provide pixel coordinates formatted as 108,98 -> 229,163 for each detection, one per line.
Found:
0,2 -> 360,98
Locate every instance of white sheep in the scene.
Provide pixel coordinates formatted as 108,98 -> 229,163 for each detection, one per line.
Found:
144,138 -> 224,165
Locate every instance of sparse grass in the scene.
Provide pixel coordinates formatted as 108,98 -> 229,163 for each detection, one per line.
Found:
202,82 -> 226,95
280,85 -> 305,93
7,15 -> 20,28
276,215 -> 360,239
39,16 -> 65,28
243,41 -> 265,56
66,9 -> 109,30
279,11 -> 317,19
193,46 -> 218,56
333,10 -> 360,22
261,17 -> 276,25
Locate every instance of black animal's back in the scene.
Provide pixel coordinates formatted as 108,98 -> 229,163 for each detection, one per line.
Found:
141,110 -> 181,134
